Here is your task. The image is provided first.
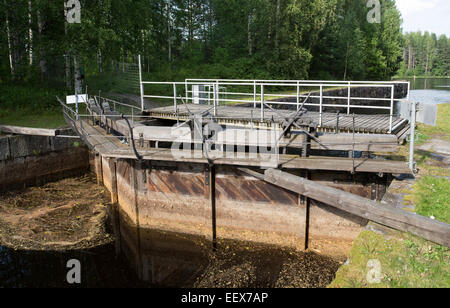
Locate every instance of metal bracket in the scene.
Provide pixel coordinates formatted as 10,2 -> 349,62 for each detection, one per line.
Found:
205,164 -> 210,186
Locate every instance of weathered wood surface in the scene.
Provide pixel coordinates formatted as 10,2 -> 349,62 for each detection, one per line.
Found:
73,120 -> 411,174
246,168 -> 450,247
0,125 -> 58,137
147,104 -> 408,135
131,126 -> 399,152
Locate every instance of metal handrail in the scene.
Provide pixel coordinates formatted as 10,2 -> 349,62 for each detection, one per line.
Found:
139,78 -> 408,133
135,55 -> 415,173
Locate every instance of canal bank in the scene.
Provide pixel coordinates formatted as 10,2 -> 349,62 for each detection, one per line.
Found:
329,102 -> 450,288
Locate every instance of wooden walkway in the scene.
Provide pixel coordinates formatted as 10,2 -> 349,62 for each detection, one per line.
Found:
71,120 -> 411,174
146,104 -> 409,135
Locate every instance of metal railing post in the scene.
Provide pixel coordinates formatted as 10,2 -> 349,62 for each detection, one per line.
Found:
297,82 -> 300,111
208,85 -> 212,106
185,80 -> 188,103
138,55 -> 144,111
254,81 -> 257,109
389,85 -> 394,133
261,84 -> 265,121
213,83 -> 217,116
319,85 -> 323,127
347,82 -> 351,115
216,81 -> 219,107
173,83 -> 177,113
409,101 -> 416,173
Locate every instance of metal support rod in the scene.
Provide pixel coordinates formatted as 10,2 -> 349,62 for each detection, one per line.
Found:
185,80 -> 188,105
304,170 -> 311,250
352,113 -> 356,174
319,85 -> 323,127
389,85 -> 395,133
75,90 -> 79,120
409,102 -> 417,173
216,81 -> 219,107
213,83 -> 217,116
261,84 -> 265,121
347,82 -> 351,115
336,111 -> 340,134
138,55 -> 144,111
297,82 -> 300,111
254,81 -> 257,109
173,83 -> 177,113
209,165 -> 217,250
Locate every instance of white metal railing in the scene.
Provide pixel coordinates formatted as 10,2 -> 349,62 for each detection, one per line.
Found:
139,77 -> 410,133
140,81 -> 403,131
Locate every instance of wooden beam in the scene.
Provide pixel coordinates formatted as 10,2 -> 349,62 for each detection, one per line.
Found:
0,125 -> 58,137
311,134 -> 399,152
249,168 -> 450,247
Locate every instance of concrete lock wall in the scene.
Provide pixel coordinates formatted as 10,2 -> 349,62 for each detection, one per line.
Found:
0,130 -> 90,192
97,156 -> 389,264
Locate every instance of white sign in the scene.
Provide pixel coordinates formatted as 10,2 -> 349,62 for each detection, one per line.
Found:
66,94 -> 88,105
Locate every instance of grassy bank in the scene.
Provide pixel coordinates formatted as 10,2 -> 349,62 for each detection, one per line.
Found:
330,103 -> 450,288
0,84 -> 66,129
329,231 -> 449,288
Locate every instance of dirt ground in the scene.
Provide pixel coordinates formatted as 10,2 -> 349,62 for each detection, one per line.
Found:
193,242 -> 342,288
0,174 -> 113,251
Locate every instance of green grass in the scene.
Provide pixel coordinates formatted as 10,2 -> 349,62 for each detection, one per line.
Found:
329,231 -> 450,288
331,102 -> 450,288
0,108 -> 65,129
411,177 -> 450,223
416,103 -> 450,143
0,84 -> 66,129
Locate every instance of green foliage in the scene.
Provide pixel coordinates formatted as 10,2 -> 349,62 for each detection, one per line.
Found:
311,0 -> 403,80
0,83 -> 64,112
400,31 -> 450,77
1,0 -> 406,89
0,83 -> 65,128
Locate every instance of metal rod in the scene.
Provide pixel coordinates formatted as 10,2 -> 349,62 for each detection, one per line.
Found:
138,55 -> 144,111
173,83 -> 177,113
389,85 -> 395,133
336,111 -> 340,134
409,102 -> 416,173
352,113 -> 356,174
319,85 -> 323,127
347,82 -> 351,115
254,81 -> 257,109
261,84 -> 264,121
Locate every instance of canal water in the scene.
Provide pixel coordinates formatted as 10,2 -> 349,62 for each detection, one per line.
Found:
398,77 -> 450,105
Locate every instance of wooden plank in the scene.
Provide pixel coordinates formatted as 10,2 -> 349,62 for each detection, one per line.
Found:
70,116 -> 410,174
103,147 -> 411,174
0,125 -> 57,137
261,169 -> 450,247
311,134 -> 399,152
148,104 -> 405,135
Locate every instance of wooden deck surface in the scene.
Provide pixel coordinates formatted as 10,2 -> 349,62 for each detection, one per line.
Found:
146,104 -> 408,135
73,120 -> 411,174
